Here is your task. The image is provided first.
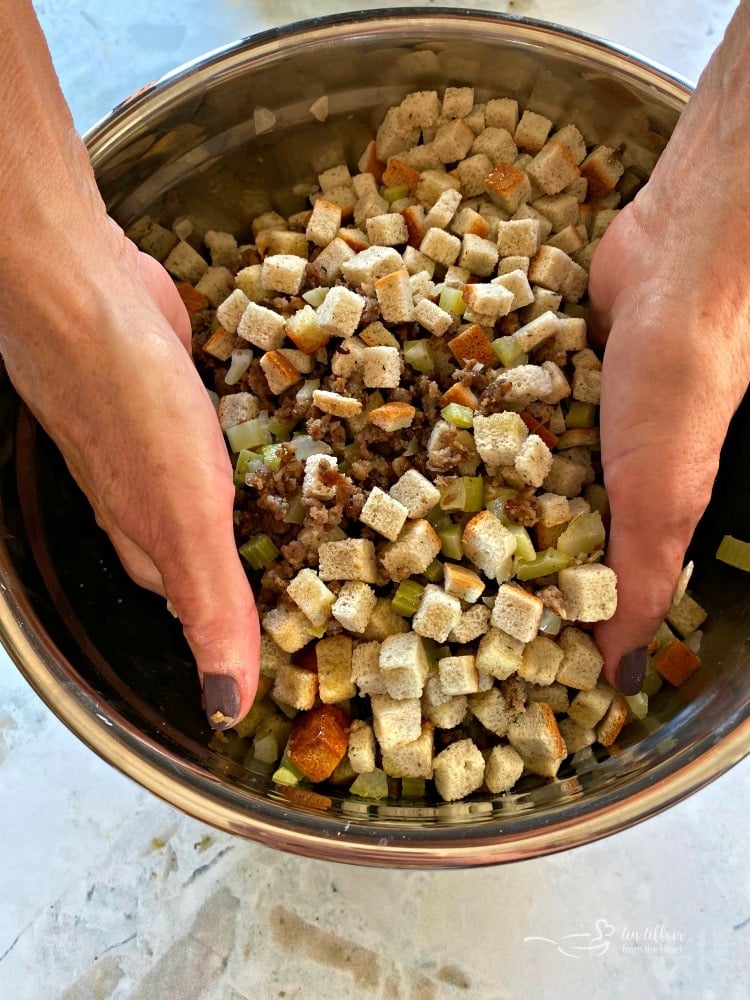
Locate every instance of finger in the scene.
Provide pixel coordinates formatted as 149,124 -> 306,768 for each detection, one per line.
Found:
137,250 -> 192,353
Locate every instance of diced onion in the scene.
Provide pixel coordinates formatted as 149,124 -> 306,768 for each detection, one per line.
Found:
289,434 -> 333,460
224,349 -> 252,386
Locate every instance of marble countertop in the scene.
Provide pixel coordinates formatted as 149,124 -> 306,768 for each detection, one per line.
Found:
2,2 -> 747,997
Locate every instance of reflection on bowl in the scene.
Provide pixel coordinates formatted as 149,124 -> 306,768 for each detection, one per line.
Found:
0,10 -> 747,867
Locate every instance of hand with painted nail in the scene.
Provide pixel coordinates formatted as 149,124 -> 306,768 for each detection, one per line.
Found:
0,2 -> 260,729
589,1 -> 750,693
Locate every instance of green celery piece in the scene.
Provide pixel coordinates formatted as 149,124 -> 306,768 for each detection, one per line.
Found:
492,335 -> 523,367
566,401 -> 597,429
423,559 -> 444,583
302,286 -> 328,307
271,754 -> 308,787
625,691 -> 649,721
440,476 -> 483,513
401,777 -> 426,798
268,416 -> 296,441
557,512 -> 606,557
507,523 -> 535,562
239,533 -> 280,570
426,505 -> 452,532
439,523 -> 463,560
261,443 -> 284,472
438,285 -> 466,316
538,607 -> 562,637
642,662 -> 664,697
441,403 -> 474,429
283,493 -> 307,524
515,547 -> 571,580
716,534 -> 750,571
403,340 -> 435,373
391,579 -> 425,616
307,623 -> 327,639
226,417 -> 272,452
349,769 -> 389,799
383,183 -> 409,203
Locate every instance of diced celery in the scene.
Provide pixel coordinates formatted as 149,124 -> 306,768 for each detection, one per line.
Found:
234,449 -> 263,485
349,768 -> 389,799
486,495 -> 514,527
365,389 -> 385,412
557,512 -> 606,557
307,623 -> 327,639
538,607 -> 562,636
583,483 -> 609,514
239,533 -> 280,569
283,493 -> 307,524
515,547 -> 571,580
302,286 -> 328,307
227,416 -> 272,452
423,559 -> 444,583
642,662 -> 664,697
626,691 -> 649,721
391,579 -> 425,616
401,777 -> 426,798
271,754 -> 308,787
403,340 -> 435,373
383,183 -> 409,203
439,476 -> 483,512
566,401 -> 597,429
268,416 -> 296,441
441,402 -> 475,429
426,506 -> 452,532
439,285 -> 466,317
492,335 -> 523,367
507,524 -> 535,563
261,443 -> 284,472
716,534 -> 750,572
439,523 -> 463,560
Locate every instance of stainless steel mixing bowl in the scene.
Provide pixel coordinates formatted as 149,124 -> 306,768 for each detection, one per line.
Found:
1,9 -> 747,867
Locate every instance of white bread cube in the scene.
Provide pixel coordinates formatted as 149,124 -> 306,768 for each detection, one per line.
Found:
422,692 -> 468,729
256,229 -> 308,258
528,245 -> 576,293
414,298 -> 454,337
331,336 -> 366,377
537,492 -> 571,527
450,205 -> 491,238
512,309 -> 559,352
236,301 -> 286,350
380,519 -> 442,581
389,469 -> 441,518
545,224 -> 586,255
251,210 -> 287,237
307,237 -> 356,285
318,164 -> 352,190
215,288 -> 250,334
331,581 -> 377,634
472,126 -> 518,164
348,720 -> 376,773
452,153 -> 494,197
449,603 -> 492,643
412,584 -> 462,643
286,568 -> 336,627
572,367 -> 602,405
262,605 -> 313,654
543,455 -> 588,497
556,627 -> 604,690
496,218 -> 539,257
493,268 -> 535,310
473,411 -> 528,466
354,188 -> 389,227
374,269 -> 414,323
194,266 -> 234,308
476,627 -> 525,680
365,212 -> 408,247
419,227 -> 462,267
381,723 -> 435,779
316,635 -> 356,704
468,687 -> 516,737
402,245 -> 436,277
272,661 -> 318,710
666,592 -> 708,638
558,717 -> 596,754
443,264 -> 471,288
432,739 -> 485,801
351,640 -> 387,696
462,282 -> 514,320
443,563 -> 485,603
539,361 -> 571,405
526,141 -> 580,195
514,110 -> 553,152
486,97 -> 519,132
376,105 -> 420,160
533,193 -> 579,233
462,511 -> 517,583
555,316 -> 587,353
164,240 -> 208,283
423,187 -> 463,229
507,701 -> 566,777
491,584 -> 544,643
518,635 -> 564,686
302,453 -> 339,500
458,233 -> 499,276
433,119 -> 475,163
259,635 -> 291,679
522,285 -> 561,321
526,681 -> 570,714
371,694 -> 422,750
514,434 -> 553,488
359,486 -> 409,542
217,392 -> 260,432
341,245 -> 404,288
438,654 -> 479,696
379,632 -> 430,700
312,389 -> 362,419
261,254 -> 306,295
409,270 -> 435,305
499,365 -> 553,408
416,169 -> 460,207
549,123 -> 587,164
362,345 -> 400,388
234,264 -> 265,301
316,285 -> 366,338
306,197 -> 342,247
362,598 -> 409,641
318,538 -> 378,583
359,321 -> 399,349
442,86 -> 474,118
567,679 -> 616,729
283,305 -> 330,355
558,564 -> 618,622
484,745 -> 525,793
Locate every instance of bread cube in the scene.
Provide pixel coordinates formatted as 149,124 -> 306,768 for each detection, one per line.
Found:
485,97 -> 519,132
359,321 -> 400,349
286,568 -> 336,627
331,581 -> 377,634
558,717 -> 596,754
519,635 -> 564,686
507,701 -> 566,777
234,301 -> 285,350
348,719 -> 376,773
537,492 -> 571,527
284,304 -> 330,354
473,411 -> 529,467
412,584 -> 462,643
476,627 -> 525,680
433,119 -> 475,163
367,401 -> 416,431
514,110 -> 553,152
374,269 -> 414,323
452,153 -> 494,196
484,162 -> 532,213
450,205 -> 491,238
493,268 -> 535,311
666,592 -> 708,638
525,681 -> 570,714
580,145 -> 624,199
423,187 -> 463,230
432,739 -> 486,801
272,661 -> 318,710
414,298 -> 454,337
543,455 -> 588,498
468,687 -> 516,737
259,635 -> 291,679
262,605 -> 313,654
491,584 -> 544,643
316,285 -> 366,338
567,679 -> 615,728
526,141 -> 580,195
462,283 -> 514,320
422,692 -> 468,729
512,309 -> 559,353
312,389 -> 363,418
416,169 -> 460,207
458,233 -> 499,277
341,245 -> 404,288
307,237 -> 356,285
438,654 -> 479,696
366,212 -> 408,247
389,469 -> 441,518
402,245 -> 436,276
462,511 -> 517,583
558,564 -> 618,622
449,603 -> 492,643
596,692 -> 629,747
378,632 -> 430,700
362,345 -> 401,388
572,367 -> 602,404
496,218 -> 539,258
419,227 -> 462,266
260,254 -> 306,295
316,635 -> 356,704
472,126 -> 518,164
380,519 -> 442,581
305,197 -> 342,247
361,598 -> 409,641
350,640 -> 387,696
371,694 -> 422,750
259,350 -> 303,395
201,326 -> 235,362
217,392 -> 260,433
381,723 -> 435,779
447,325 -> 497,367
302,453 -> 339,500
514,433 -> 553,488
500,365 -> 554,408
484,745 -> 525,793
443,563 -> 485,603
359,486 -> 409,542
164,239 -> 209,284
318,538 -> 378,583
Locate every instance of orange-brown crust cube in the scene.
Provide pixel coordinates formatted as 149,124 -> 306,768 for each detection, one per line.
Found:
382,157 -> 421,193
440,382 -> 479,410
447,324 -> 496,368
176,282 -> 210,314
652,640 -> 701,687
401,205 -> 426,248
288,704 -> 351,782
368,401 -> 417,431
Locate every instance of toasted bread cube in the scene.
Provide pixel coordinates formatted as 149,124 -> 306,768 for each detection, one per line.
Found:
362,345 -> 401,388
514,110 -> 553,153
555,626 -> 604,691
537,492 -> 571,527
283,304 -> 330,354
234,300 -> 285,350
652,640 -> 702,687
316,635 -> 356,704
201,326 -> 234,362
468,687 -> 516,737
419,226 -> 462,267
402,204 -> 427,246
288,704 -> 350,782
260,254 -> 306,295
457,233 -> 500,277
362,599 -> 409,641
507,701 -> 566,777
423,187 -> 463,230
484,745 -> 524,793
341,245 -> 404,289
462,283 -> 514,321
440,382 -> 479,410
217,392 -> 260,432
514,434 -> 553,488
359,321 -> 400,349
302,453 -> 339,500
381,519 -> 442,582
543,455 -> 588,498
432,118 -> 475,163
492,268 -> 535,311
306,198 -> 342,247
528,245 -> 576,294
263,605 -> 313,655
596,692 -> 629,747
568,679 -> 615,729
259,350 -> 303,395
412,584 -> 462,643
307,237 -> 356,286
348,719 -> 376,773
381,723 -> 435,779
312,389 -> 363,419
359,486 -> 409,542
389,469 -> 441,519
331,581 -> 377,635
318,538 -> 378,584
559,564 -> 618,623
365,212 -> 408,247
443,563 -> 486,603
286,568 -> 336,627
371,694 -> 422,750
414,298 -> 454,337
526,681 -> 570,714
519,635 -> 564,686
545,224 -> 586,255
496,218 -> 539,258
439,654 -> 479,696
316,285 -> 366,338
350,640 -> 387,696
374,269 -> 414,323
447,324 -> 497,367
492,584 -> 544,643
580,145 -> 624,199
526,141 -> 580,195
484,162 -> 532,213
382,156 -> 421,193
164,240 -> 208,284
476,627 -> 525,680
666,593 -> 708,638
449,603 -> 492,643
176,281 -> 209,315
462,511 -> 517,583
432,739 -> 486,801
368,401 -> 416,431
558,717 -> 596,754
272,661 -> 318,709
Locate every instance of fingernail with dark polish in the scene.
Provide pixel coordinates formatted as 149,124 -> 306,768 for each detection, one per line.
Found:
203,674 -> 240,730
615,647 -> 648,695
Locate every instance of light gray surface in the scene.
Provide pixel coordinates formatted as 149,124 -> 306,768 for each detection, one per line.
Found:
1,2 -> 747,997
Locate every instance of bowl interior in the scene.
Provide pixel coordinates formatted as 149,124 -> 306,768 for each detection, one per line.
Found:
1,10 -> 748,865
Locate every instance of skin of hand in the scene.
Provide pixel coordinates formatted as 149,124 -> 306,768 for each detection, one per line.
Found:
0,2 -> 259,727
589,0 -> 750,693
